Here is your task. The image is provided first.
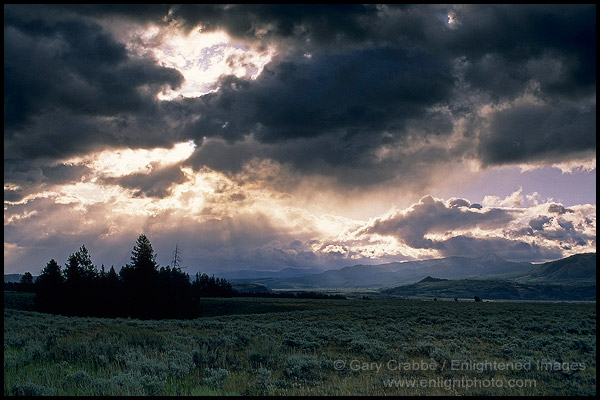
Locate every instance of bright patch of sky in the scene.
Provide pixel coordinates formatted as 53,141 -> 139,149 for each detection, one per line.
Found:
131,27 -> 276,99
64,141 -> 196,178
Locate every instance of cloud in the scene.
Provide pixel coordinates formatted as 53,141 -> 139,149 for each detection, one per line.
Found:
3,187 -> 356,274
356,192 -> 595,261
476,100 -> 596,166
178,45 -> 454,142
101,164 -> 189,198
4,8 -> 184,169
4,4 -> 596,194
430,235 -> 563,261
361,195 -> 518,249
547,204 -> 574,215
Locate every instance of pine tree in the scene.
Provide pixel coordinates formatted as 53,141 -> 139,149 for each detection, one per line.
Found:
107,266 -> 119,285
62,245 -> 98,315
64,245 -> 97,284
130,234 -> 158,272
124,234 -> 161,318
35,259 -> 64,313
37,259 -> 63,287
76,245 -> 96,279
19,272 -> 34,292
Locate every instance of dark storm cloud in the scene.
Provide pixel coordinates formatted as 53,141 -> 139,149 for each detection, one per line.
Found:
176,4 -> 595,177
180,46 -> 454,142
166,4 -> 596,101
449,5 -> 595,99
4,4 -> 596,193
4,6 -> 184,162
101,164 -> 188,198
4,159 -> 93,202
477,101 -> 596,166
178,45 -> 456,185
167,4 -> 384,46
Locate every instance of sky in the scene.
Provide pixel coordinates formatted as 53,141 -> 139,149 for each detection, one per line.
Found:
4,4 -> 596,275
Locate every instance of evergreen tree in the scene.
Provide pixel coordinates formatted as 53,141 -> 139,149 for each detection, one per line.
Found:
62,245 -> 98,315
107,266 -> 119,286
122,234 -> 161,318
64,245 -> 97,284
99,264 -> 107,280
130,234 -> 158,271
19,272 -> 35,292
34,259 -> 64,313
36,259 -> 64,291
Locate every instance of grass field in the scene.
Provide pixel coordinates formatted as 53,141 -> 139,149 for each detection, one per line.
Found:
4,291 -> 596,395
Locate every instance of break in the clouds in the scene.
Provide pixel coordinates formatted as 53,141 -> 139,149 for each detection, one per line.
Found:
4,5 -> 596,274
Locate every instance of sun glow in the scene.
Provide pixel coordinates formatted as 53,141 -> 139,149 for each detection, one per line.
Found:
138,27 -> 277,100
64,141 -> 196,178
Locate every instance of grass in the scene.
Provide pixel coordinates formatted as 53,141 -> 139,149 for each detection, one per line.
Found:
3,291 -> 596,395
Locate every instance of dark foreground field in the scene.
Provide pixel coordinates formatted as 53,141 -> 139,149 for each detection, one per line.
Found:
4,292 -> 596,395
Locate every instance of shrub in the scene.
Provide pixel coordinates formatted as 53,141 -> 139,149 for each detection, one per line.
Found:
11,381 -> 57,396
166,349 -> 194,376
64,370 -> 94,386
203,368 -> 229,388
254,367 -> 273,392
283,355 -> 322,383
283,332 -> 320,351
406,341 -> 434,357
192,345 -> 225,369
349,338 -> 388,360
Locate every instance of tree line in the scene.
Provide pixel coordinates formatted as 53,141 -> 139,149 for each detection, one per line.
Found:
19,234 -> 233,319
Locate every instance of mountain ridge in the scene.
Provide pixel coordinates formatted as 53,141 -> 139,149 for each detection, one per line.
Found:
226,253 -> 595,289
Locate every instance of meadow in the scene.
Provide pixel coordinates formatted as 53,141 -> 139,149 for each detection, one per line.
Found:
4,292 -> 596,396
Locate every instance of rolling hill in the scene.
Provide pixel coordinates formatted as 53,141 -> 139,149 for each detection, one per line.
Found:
380,278 -> 596,301
512,253 -> 596,283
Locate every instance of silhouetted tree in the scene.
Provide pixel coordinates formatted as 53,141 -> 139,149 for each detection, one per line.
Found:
34,259 -> 65,313
30,235 -> 234,319
171,243 -> 182,269
131,234 -> 158,271
474,296 -> 482,302
19,272 -> 35,292
107,266 -> 119,287
192,273 -> 233,298
99,264 -> 107,279
64,245 -> 97,284
94,265 -> 122,317
120,234 -> 162,318
62,245 -> 98,315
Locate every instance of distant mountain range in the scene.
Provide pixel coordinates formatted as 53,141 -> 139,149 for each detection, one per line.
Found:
220,267 -> 323,280
4,274 -> 25,283
227,253 -> 596,290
